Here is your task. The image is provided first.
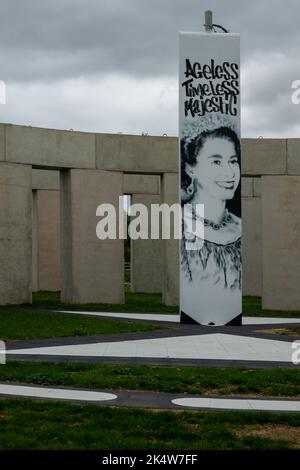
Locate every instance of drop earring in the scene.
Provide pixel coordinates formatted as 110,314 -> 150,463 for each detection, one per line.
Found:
187,176 -> 195,196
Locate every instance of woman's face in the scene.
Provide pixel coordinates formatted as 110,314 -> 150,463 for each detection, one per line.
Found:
188,136 -> 240,201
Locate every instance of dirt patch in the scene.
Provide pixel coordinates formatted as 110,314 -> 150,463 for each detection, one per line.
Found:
256,328 -> 300,336
194,389 -> 300,399
234,424 -> 300,448
184,421 -> 202,433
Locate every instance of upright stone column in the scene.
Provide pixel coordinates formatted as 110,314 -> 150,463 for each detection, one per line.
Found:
0,162 -> 32,305
33,190 -> 60,292
242,197 -> 262,296
32,190 -> 38,292
130,194 -> 162,293
60,169 -> 124,304
262,176 -> 300,310
161,172 -> 179,306
241,177 -> 262,296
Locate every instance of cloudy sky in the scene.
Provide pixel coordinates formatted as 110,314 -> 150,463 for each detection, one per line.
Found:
0,0 -> 300,137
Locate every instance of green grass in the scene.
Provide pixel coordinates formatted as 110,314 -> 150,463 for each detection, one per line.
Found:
0,291 -> 176,341
30,291 -> 179,313
0,399 -> 299,449
1,292 -> 300,342
1,363 -> 299,398
1,292 -> 299,450
243,296 -> 300,318
31,292 -> 300,318
0,307 -> 165,341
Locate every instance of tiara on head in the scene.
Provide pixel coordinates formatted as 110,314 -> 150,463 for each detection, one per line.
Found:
181,113 -> 238,141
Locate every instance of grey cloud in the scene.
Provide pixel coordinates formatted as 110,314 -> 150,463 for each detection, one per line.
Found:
1,0 -> 299,81
1,0 -> 300,136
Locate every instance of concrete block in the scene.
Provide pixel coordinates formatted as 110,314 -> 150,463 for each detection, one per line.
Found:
241,177 -> 253,197
287,139 -> 300,175
36,190 -> 60,291
32,191 -> 38,292
253,177 -> 261,197
241,197 -> 262,296
124,173 -> 160,195
130,194 -> 162,293
60,169 -> 124,304
161,173 -> 179,306
241,139 -> 287,175
32,169 -> 60,190
0,162 -> 32,304
96,133 -> 178,174
262,176 -> 300,310
6,124 -> 96,169
0,124 -> 5,161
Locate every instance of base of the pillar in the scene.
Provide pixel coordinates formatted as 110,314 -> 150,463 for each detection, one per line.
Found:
180,311 -> 242,326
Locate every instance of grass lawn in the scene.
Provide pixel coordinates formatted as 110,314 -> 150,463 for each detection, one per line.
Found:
1,291 -> 300,341
30,291 -> 179,313
0,399 -> 299,450
1,292 -> 300,451
1,363 -> 299,398
242,296 -> 300,318
31,291 -> 300,318
0,308 -> 165,341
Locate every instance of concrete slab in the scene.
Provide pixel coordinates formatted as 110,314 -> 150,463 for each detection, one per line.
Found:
172,397 -> 300,412
5,124 -> 96,169
242,197 -> 262,296
0,124 -> 5,161
161,172 -> 179,306
241,177 -> 253,197
0,162 -> 32,305
54,310 -> 300,326
243,317 -> 300,325
262,176 -> 300,310
96,133 -> 178,174
6,333 -> 296,363
123,174 -> 160,195
287,139 -> 300,175
253,177 -> 261,197
32,169 -> 60,190
241,138 -> 287,175
131,193 -> 162,293
60,169 -> 124,304
0,384 -> 117,402
34,190 -> 60,291
56,310 -> 179,322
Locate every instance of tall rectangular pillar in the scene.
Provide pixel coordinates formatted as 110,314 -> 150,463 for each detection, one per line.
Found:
161,173 -> 179,306
32,190 -> 38,292
0,162 -> 32,305
262,176 -> 300,310
32,189 -> 60,292
60,169 -> 124,304
242,197 -> 262,296
130,194 -> 162,293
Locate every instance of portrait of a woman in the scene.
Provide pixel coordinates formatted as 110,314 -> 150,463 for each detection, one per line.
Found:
180,125 -> 242,326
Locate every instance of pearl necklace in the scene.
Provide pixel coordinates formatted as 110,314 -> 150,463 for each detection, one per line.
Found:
192,208 -> 233,230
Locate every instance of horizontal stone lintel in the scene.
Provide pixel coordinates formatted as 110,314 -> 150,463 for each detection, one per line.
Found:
1,124 -> 300,176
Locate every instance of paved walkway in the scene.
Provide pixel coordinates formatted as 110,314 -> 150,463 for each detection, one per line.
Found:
6,333 -> 298,363
3,311 -> 300,412
0,382 -> 300,412
56,310 -> 300,325
6,311 -> 300,368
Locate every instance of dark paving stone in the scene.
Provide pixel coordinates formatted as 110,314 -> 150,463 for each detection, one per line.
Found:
6,354 -> 299,369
